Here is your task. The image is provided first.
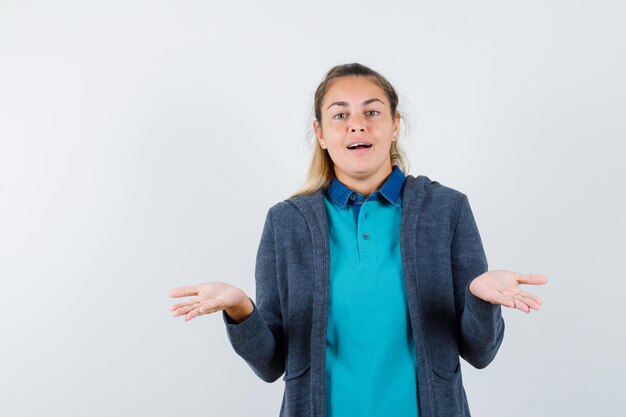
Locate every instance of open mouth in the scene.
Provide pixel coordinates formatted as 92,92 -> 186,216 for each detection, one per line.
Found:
346,143 -> 372,150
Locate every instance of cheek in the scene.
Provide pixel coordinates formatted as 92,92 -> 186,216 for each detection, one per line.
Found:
376,124 -> 396,139
324,128 -> 345,143
318,122 -> 336,139
324,122 -> 344,133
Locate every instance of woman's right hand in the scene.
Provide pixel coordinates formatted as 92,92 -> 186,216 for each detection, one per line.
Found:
168,282 -> 254,323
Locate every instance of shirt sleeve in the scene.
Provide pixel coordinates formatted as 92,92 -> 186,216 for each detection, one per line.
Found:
451,194 -> 505,369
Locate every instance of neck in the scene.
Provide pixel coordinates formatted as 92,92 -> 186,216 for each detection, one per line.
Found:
334,164 -> 393,198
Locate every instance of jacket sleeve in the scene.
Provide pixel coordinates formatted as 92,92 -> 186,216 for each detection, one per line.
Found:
451,194 -> 505,369
221,207 -> 285,382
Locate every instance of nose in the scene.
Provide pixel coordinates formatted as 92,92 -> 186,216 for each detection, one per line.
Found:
350,113 -> 365,132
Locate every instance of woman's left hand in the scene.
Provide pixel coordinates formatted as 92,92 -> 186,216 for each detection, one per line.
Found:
469,270 -> 548,313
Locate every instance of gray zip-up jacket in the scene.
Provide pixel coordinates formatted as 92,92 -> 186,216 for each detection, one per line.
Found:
222,174 -> 505,417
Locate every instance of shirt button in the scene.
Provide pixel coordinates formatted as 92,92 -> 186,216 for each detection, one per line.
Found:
362,233 -> 370,240
349,194 -> 357,201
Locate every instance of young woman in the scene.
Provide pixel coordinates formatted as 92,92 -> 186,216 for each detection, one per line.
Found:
169,63 -> 548,417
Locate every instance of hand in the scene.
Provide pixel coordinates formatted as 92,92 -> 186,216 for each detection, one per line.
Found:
169,282 -> 253,322
469,270 -> 548,314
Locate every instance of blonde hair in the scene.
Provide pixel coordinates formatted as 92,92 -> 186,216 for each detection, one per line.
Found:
290,63 -> 410,198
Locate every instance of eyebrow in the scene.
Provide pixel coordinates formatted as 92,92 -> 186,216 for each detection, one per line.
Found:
326,98 -> 385,111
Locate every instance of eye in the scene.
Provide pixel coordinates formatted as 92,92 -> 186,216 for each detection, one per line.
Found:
333,113 -> 348,120
366,110 -> 380,117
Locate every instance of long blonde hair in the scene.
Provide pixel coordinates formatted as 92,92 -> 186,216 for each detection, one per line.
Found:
290,63 -> 410,198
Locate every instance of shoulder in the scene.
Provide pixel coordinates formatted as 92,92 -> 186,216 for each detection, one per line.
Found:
404,174 -> 467,208
264,191 -> 324,225
403,174 -> 477,233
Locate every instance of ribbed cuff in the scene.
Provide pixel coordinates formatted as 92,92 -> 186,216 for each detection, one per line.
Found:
222,299 -> 266,343
464,283 -> 501,323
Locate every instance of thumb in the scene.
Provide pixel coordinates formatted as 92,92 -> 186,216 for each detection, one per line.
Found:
169,285 -> 200,298
516,273 -> 549,286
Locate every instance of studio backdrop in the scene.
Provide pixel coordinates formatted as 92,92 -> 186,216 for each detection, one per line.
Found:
0,1 -> 624,416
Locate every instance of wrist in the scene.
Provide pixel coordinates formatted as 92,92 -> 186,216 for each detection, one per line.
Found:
225,297 -> 254,324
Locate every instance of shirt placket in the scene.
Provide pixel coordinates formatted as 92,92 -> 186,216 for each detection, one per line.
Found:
349,193 -> 378,265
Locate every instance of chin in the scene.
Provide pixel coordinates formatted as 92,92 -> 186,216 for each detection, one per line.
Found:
346,168 -> 379,180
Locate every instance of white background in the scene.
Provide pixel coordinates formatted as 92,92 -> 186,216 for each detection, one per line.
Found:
1,1 -> 624,416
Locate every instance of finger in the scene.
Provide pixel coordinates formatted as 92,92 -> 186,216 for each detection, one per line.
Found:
170,299 -> 199,311
513,293 -> 541,311
184,308 -> 198,321
490,294 -> 516,309
169,285 -> 200,298
198,302 -> 224,315
517,273 -> 548,286
519,290 -> 543,306
187,298 -> 229,319
185,306 -> 207,321
512,298 -> 531,314
194,296 -> 222,313
173,304 -> 199,317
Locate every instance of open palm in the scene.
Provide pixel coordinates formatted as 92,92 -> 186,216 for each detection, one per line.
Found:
469,270 -> 548,313
169,282 -> 251,321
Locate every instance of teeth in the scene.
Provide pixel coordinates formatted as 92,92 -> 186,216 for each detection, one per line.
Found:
348,143 -> 369,149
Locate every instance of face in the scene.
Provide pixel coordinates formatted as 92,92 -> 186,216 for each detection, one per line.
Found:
313,76 -> 400,186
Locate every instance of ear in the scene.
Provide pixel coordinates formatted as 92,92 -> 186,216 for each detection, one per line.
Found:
313,119 -> 326,149
392,111 -> 400,142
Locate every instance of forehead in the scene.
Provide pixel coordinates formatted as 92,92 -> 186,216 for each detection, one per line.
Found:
323,76 -> 386,105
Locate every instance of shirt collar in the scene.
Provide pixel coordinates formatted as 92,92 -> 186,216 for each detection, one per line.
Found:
326,165 -> 406,208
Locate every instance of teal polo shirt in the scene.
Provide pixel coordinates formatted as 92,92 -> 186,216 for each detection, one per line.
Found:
323,166 -> 419,417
